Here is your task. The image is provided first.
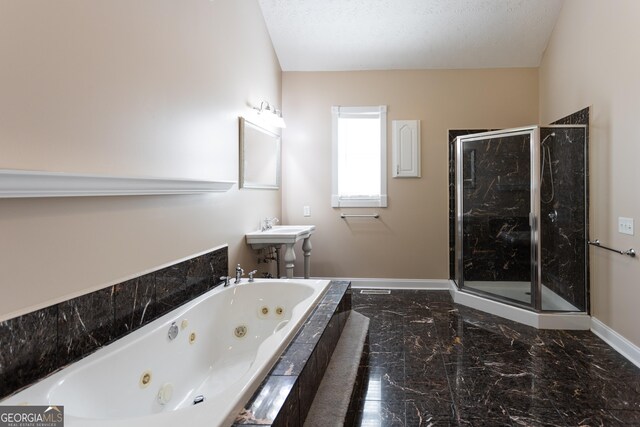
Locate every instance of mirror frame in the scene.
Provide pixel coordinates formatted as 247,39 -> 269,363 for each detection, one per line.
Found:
239,117 -> 281,190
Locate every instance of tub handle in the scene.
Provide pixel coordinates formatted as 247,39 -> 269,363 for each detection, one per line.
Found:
219,276 -> 232,287
248,270 -> 257,282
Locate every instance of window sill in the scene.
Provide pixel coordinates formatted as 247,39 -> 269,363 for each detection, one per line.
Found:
331,195 -> 387,208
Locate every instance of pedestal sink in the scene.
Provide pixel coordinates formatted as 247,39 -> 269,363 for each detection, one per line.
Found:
245,225 -> 316,279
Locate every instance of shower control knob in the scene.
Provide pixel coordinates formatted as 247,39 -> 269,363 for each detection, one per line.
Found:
548,210 -> 558,223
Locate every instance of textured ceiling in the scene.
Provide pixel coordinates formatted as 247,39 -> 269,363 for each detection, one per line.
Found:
258,0 -> 564,71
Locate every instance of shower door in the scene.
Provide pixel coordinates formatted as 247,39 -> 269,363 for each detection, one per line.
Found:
455,127 -> 540,308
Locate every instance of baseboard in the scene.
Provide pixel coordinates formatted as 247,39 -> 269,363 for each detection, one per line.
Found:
591,317 -> 640,369
323,278 -> 450,290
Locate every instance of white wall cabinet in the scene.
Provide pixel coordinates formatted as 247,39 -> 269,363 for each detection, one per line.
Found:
392,120 -> 421,178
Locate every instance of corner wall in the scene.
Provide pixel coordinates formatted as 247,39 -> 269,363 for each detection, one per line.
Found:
0,0 -> 281,320
539,0 -> 640,345
282,69 -> 538,279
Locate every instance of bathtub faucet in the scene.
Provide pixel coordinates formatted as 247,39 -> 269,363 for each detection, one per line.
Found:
235,264 -> 244,284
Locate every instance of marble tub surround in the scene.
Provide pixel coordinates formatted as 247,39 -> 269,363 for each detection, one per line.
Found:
0,245 -> 228,400
234,281 -> 352,427
352,289 -> 640,426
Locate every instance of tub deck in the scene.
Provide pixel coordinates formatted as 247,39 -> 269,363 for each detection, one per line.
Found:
233,280 -> 352,426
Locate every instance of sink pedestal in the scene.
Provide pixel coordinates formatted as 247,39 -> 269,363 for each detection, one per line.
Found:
302,237 -> 312,279
283,236 -> 312,279
245,225 -> 316,279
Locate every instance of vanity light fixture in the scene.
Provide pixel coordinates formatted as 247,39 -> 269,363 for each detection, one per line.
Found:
253,101 -> 286,128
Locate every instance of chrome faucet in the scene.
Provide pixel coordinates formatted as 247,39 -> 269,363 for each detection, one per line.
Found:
235,264 -> 244,284
248,270 -> 257,282
261,217 -> 279,231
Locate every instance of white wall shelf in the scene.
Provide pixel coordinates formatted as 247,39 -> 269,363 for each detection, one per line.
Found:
0,169 -> 235,198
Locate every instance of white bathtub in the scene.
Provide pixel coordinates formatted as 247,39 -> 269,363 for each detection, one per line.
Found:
2,279 -> 331,427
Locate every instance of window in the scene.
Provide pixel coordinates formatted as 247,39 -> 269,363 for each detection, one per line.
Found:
331,105 -> 387,207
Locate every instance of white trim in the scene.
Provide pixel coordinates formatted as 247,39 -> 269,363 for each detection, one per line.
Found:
0,169 -> 235,198
591,317 -> 640,369
331,195 -> 387,208
449,281 -> 591,330
332,105 -> 387,116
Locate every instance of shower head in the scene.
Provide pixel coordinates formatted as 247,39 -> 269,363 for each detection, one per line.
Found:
540,132 -> 556,146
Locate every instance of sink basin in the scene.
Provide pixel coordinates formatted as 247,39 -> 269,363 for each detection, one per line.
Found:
245,225 -> 315,244
260,226 -> 308,234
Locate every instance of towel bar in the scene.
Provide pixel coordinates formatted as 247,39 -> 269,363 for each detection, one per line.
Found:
588,239 -> 636,257
340,213 -> 379,219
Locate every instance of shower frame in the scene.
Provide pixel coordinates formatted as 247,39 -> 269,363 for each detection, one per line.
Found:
454,125 -> 588,313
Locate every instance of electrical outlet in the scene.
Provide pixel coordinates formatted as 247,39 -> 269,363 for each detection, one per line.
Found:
303,206 -> 311,217
618,217 -> 634,235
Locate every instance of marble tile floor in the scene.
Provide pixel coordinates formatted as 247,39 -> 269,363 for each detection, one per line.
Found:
351,290 -> 640,426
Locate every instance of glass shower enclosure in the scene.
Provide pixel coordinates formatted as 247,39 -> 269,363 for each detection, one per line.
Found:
454,125 -> 588,312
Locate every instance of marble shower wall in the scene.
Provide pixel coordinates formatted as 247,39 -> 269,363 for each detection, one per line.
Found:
0,246 -> 228,400
541,107 -> 589,312
540,126 -> 587,311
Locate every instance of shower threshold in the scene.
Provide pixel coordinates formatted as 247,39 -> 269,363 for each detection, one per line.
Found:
463,281 -> 578,311
449,281 -> 590,330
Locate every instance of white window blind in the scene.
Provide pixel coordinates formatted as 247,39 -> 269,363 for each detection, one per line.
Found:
331,106 -> 387,207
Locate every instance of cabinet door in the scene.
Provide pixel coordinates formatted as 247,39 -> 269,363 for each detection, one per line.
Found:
392,120 -> 420,178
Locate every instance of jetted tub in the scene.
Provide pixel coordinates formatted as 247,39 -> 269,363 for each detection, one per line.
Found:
2,279 -> 331,427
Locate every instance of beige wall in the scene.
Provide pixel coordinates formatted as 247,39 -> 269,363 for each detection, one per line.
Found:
0,0 -> 282,320
282,70 -> 539,279
540,0 -> 640,345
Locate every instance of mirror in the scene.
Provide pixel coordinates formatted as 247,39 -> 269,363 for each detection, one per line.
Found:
239,117 -> 281,189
